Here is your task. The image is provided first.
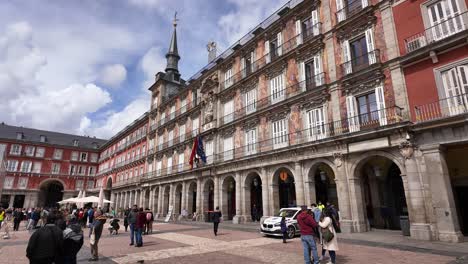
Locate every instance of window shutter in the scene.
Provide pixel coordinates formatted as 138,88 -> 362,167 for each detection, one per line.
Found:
277,32 -> 283,56
298,61 -> 306,90
375,85 -> 387,126
264,40 -> 270,63
313,54 -> 323,86
295,20 -> 303,46
342,40 -> 352,74
311,10 -> 319,36
365,28 -> 376,64
346,96 -> 360,132
361,0 -> 368,8
322,103 -> 328,137
336,0 -> 346,22
241,57 -> 246,78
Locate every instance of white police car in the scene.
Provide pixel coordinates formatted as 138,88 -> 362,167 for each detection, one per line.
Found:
260,207 -> 309,239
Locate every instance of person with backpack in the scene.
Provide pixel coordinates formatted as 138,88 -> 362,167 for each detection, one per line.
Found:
319,208 -> 339,264
145,209 -> 153,235
63,218 -> 84,264
26,212 -> 64,263
297,205 -> 320,264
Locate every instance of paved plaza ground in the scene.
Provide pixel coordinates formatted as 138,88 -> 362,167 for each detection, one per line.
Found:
1,220 -> 467,264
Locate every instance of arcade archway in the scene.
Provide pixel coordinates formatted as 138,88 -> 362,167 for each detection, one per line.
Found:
187,182 -> 197,215
244,172 -> 262,221
307,162 -> 338,208
272,167 -> 296,214
174,184 -> 183,215
203,179 -> 215,213
221,176 -> 236,220
39,180 -> 64,208
104,178 -> 112,212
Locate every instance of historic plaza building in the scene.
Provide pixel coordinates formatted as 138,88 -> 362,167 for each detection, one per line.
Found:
1,0 -> 467,242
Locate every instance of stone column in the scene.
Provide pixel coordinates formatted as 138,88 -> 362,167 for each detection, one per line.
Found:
196,179 -> 202,220
157,187 -> 164,218
129,191 -> 134,207
399,142 -> 432,240
169,184 -> 174,213
294,162 -> 305,206
421,145 -> 464,242
233,172 -> 243,224
333,153 -> 353,233
123,192 -> 128,208
347,176 -> 368,233
304,169 -> 315,205
181,182 -> 187,213
9,195 -> 14,208
261,167 -> 270,220
214,176 -> 220,210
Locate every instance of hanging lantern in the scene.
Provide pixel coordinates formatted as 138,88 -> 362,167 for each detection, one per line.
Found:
229,181 -> 234,190
374,166 -> 382,177
279,171 -> 288,181
253,178 -> 259,187
320,170 -> 327,182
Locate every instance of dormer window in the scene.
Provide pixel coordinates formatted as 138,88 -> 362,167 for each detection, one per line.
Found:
73,139 -> 79,147
40,135 -> 46,142
16,132 -> 24,140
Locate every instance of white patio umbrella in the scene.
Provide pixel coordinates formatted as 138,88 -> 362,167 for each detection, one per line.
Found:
58,197 -> 79,204
77,196 -> 112,204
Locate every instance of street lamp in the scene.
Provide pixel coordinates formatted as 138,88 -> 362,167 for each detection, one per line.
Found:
320,170 -> 327,182
373,166 -> 382,178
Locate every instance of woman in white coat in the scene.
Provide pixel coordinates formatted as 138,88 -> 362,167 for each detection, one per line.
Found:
319,208 -> 339,264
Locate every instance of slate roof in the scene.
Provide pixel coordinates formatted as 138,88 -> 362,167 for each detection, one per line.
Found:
0,123 -> 107,150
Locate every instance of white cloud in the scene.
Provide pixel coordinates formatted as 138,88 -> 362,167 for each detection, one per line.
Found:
99,64 -> 127,87
82,96 -> 149,139
0,21 -> 112,134
128,0 -> 163,9
140,46 -> 166,89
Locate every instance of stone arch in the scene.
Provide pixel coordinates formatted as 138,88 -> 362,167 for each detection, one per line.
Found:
303,158 -> 337,181
162,185 -> 171,215
174,183 -> 183,215
351,151 -> 409,231
304,159 -> 338,208
243,170 -> 263,221
186,181 -> 197,215
202,178 -> 215,213
152,186 -> 159,214
221,175 -> 236,220
38,179 -> 65,208
271,166 -> 296,214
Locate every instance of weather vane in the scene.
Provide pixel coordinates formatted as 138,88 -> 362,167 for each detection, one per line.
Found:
173,11 -> 179,27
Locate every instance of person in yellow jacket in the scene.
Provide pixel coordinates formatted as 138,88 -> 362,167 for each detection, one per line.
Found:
317,201 -> 325,211
0,209 -> 4,228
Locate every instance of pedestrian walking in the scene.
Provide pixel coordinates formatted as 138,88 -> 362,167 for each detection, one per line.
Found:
280,212 -> 287,243
297,205 -> 320,264
212,206 -> 222,236
88,211 -> 106,261
2,209 -> 13,239
13,208 -> 24,231
145,209 -> 153,234
123,208 -> 129,232
87,207 -> 95,226
319,208 -> 339,264
135,208 -> 146,247
26,212 -> 64,263
128,205 -> 138,246
0,208 -> 4,229
63,218 -> 84,264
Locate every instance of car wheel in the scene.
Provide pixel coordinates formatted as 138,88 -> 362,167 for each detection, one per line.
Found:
287,226 -> 295,239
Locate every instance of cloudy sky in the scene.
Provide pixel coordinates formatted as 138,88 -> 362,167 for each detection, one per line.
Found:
0,0 -> 285,139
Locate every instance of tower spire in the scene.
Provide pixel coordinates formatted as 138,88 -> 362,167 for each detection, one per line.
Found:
165,12 -> 180,75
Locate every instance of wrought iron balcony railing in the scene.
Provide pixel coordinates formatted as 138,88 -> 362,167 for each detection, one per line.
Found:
336,0 -> 369,23
341,49 -> 380,76
404,11 -> 467,54
415,93 -> 468,122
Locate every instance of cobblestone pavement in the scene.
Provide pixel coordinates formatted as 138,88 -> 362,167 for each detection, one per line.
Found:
0,222 -> 466,264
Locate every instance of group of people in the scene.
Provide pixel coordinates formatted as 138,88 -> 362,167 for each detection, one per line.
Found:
0,207 -> 55,239
122,205 -> 154,247
293,202 -> 340,264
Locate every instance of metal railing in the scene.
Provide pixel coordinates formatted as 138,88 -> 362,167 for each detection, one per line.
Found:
141,105 -> 404,181
219,73 -> 326,126
415,93 -> 468,122
341,49 -> 380,76
220,26 -> 323,91
404,12 -> 467,54
158,100 -> 197,127
336,0 -> 368,23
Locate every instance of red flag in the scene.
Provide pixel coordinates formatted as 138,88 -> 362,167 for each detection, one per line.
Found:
189,136 -> 198,169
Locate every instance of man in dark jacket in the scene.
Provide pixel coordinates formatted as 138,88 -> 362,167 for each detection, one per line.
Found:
89,211 -> 106,261
127,205 -> 138,246
297,205 -> 319,264
26,213 -> 64,263
212,207 -> 222,236
13,208 -> 24,231
63,219 -> 84,264
135,208 -> 146,247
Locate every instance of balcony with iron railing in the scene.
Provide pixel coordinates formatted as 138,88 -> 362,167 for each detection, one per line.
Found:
341,49 -> 380,77
404,11 -> 468,55
155,129 -> 199,154
157,100 -> 197,127
220,24 -> 322,91
336,0 -> 370,24
415,93 -> 468,123
140,105 -> 404,181
219,73 -> 326,126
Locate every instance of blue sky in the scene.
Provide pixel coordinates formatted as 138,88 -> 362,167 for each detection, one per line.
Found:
0,0 -> 285,138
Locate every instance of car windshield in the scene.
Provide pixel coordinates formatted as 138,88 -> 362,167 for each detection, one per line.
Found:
276,209 -> 297,218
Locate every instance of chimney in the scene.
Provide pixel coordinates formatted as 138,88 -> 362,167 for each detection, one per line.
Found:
207,41 -> 217,63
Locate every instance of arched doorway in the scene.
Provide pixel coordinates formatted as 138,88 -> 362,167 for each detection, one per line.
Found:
244,172 -> 262,221
358,156 -> 408,230
162,186 -> 170,215
221,176 -> 236,220
39,180 -> 64,208
272,167 -> 296,214
144,189 -> 150,210
174,184 -> 183,215
203,179 -> 215,213
187,182 -> 197,215
308,163 -> 338,208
